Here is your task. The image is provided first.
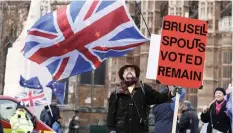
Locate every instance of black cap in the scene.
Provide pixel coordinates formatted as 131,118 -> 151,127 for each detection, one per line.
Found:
16,101 -> 25,109
45,105 -> 49,110
214,88 -> 226,95
118,65 -> 140,80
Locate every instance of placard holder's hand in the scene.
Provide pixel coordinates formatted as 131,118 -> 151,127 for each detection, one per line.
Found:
168,86 -> 182,97
202,105 -> 209,114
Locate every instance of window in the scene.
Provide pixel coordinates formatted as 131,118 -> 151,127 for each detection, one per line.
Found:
222,80 -> 231,89
223,52 -> 232,64
94,61 -> 106,85
223,66 -> 231,79
80,71 -> 92,84
0,100 -> 32,121
80,61 -> 106,85
190,95 -> 197,109
190,88 -> 198,93
208,20 -> 213,30
148,1 -> 153,10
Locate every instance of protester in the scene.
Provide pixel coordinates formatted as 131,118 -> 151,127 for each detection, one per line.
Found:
153,88 -> 186,133
107,64 -> 181,133
40,105 -> 52,127
52,116 -> 62,133
178,101 -> 199,133
68,110 -> 80,133
201,88 -> 232,133
50,99 -> 60,125
10,102 -> 34,133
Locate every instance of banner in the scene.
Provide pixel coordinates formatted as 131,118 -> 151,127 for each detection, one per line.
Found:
146,16 -> 208,88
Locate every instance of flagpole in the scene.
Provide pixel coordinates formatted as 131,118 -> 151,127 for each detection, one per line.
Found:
171,91 -> 180,133
134,1 -> 151,36
48,103 -> 53,117
91,70 -> 94,107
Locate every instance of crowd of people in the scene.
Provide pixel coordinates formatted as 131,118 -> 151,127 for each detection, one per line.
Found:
40,100 -> 62,133
40,100 -> 80,133
107,64 -> 232,133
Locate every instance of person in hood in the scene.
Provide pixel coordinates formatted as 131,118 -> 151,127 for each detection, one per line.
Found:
107,64 -> 181,133
178,100 -> 199,133
201,88 -> 232,133
153,87 -> 186,133
40,105 -> 52,127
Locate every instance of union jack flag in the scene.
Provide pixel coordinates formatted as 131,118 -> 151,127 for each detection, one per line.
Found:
23,0 -> 149,80
14,90 -> 47,107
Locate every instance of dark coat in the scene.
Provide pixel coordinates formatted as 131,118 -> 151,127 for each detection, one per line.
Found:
153,102 -> 177,133
40,109 -> 52,127
201,101 -> 232,133
68,117 -> 80,133
178,110 -> 199,133
0,121 -> 3,133
153,88 -> 186,133
50,105 -> 60,124
107,83 -> 172,133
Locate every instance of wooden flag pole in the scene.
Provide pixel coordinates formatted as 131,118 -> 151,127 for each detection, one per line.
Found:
171,92 -> 180,133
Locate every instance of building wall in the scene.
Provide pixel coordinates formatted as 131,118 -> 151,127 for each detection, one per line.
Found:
197,1 -> 232,112
0,2 -> 29,94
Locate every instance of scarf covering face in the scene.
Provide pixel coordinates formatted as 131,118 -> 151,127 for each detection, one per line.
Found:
215,100 -> 225,115
123,77 -> 138,87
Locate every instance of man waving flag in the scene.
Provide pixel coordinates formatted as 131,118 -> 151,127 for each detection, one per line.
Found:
23,0 -> 149,80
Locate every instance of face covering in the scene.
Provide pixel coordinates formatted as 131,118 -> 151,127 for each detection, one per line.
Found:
123,77 -> 138,86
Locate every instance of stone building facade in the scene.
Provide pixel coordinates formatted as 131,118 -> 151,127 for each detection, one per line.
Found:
0,1 -> 30,94
197,1 -> 232,112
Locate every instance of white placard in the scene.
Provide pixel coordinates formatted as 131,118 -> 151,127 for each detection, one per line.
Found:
146,34 -> 161,80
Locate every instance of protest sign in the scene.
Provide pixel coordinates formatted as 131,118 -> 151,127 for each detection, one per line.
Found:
146,16 -> 208,88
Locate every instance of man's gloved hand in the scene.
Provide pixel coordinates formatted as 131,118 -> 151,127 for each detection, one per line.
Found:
167,86 -> 182,96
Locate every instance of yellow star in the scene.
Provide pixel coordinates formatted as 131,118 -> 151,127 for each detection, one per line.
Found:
95,31 -> 101,38
63,49 -> 68,53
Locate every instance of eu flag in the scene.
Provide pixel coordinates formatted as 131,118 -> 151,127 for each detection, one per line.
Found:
46,80 -> 66,104
19,75 -> 43,89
